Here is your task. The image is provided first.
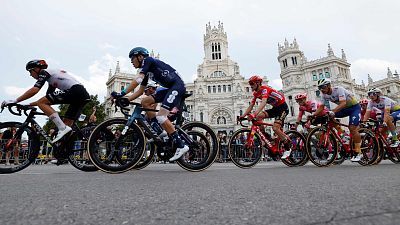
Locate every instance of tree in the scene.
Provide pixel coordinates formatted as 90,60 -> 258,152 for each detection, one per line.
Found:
43,95 -> 106,132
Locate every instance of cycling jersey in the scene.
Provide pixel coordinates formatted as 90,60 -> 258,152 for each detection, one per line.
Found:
34,69 -> 81,93
139,57 -> 185,88
320,86 -> 358,109
251,86 -> 285,107
297,100 -> 328,122
361,107 -> 380,121
367,96 -> 400,113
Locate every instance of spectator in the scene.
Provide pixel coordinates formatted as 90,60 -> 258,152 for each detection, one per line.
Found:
0,127 -> 20,165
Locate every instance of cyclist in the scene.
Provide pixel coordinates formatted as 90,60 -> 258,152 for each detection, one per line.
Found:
1,60 -> 90,143
314,78 -> 363,162
362,88 -> 400,147
360,98 -> 380,121
239,75 -> 291,159
111,47 -> 188,162
293,93 -> 329,130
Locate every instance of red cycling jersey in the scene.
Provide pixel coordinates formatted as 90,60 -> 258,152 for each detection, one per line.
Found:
251,85 -> 285,107
297,100 -> 328,122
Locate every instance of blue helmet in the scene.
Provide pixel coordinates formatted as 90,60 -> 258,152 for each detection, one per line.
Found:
128,47 -> 149,58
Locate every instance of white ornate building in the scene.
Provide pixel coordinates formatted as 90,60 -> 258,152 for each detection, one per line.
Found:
184,22 -> 268,135
277,39 -> 395,124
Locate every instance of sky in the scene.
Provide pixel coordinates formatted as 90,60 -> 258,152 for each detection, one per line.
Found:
1,0 -> 399,124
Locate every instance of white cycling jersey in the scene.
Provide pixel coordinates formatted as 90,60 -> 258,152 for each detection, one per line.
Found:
34,69 -> 81,91
320,86 -> 358,108
367,96 -> 400,112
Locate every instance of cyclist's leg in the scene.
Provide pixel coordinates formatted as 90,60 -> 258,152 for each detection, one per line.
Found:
270,103 -> 289,142
337,104 -> 362,159
35,96 -> 67,131
389,110 -> 400,145
156,82 -> 188,161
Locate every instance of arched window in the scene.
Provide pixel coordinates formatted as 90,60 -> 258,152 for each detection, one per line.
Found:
218,85 -> 221,92
200,112 -> 203,122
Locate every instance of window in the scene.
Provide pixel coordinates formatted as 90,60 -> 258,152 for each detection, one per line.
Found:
200,112 -> 203,122
213,86 -> 216,93
210,71 -> 226,78
312,71 -> 317,81
223,85 -> 226,92
319,73 -> 324,79
246,87 -> 249,92
283,59 -> 288,68
324,68 -> 330,78
121,82 -> 125,92
208,86 -> 211,93
239,110 -> 243,116
290,106 -> 295,116
316,90 -> 320,97
218,85 -> 221,92
228,85 -> 231,92
211,42 -> 222,60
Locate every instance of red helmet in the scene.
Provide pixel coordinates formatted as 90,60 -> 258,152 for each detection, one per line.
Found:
359,99 -> 368,105
249,75 -> 263,84
295,93 -> 307,100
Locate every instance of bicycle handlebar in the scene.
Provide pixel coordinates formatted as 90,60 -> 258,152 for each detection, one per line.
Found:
1,103 -> 36,117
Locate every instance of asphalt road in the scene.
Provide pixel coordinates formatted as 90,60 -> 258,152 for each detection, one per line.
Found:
0,161 -> 399,225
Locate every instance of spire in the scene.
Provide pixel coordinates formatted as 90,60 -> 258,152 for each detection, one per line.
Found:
293,38 -> 298,49
361,80 -> 365,86
387,67 -> 393,78
109,69 -> 112,77
115,61 -> 120,75
327,44 -> 334,57
394,70 -> 399,79
368,74 -> 373,84
284,38 -> 289,47
341,49 -> 347,61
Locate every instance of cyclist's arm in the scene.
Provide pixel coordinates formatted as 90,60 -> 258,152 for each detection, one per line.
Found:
124,73 -> 144,95
363,110 -> 371,122
296,109 -> 304,123
242,103 -> 255,116
127,72 -> 147,101
16,87 -> 40,103
332,99 -> 346,113
313,104 -> 325,117
254,98 -> 267,117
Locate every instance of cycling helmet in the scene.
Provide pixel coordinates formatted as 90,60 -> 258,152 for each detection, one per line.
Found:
359,99 -> 369,105
128,47 -> 149,58
26,59 -> 48,71
367,88 -> 382,95
249,75 -> 263,84
317,78 -> 331,87
295,93 -> 307,100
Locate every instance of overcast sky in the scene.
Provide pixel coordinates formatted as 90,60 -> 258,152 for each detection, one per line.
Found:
1,0 -> 399,123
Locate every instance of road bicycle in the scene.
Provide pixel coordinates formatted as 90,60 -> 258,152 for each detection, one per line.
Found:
306,115 -> 379,167
228,116 -> 307,168
87,93 -> 218,173
0,103 -> 97,173
364,118 -> 400,164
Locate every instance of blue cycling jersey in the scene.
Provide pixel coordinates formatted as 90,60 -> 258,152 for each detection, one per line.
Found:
140,57 -> 184,88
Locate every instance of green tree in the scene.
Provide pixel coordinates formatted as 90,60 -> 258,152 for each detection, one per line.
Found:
43,95 -> 106,132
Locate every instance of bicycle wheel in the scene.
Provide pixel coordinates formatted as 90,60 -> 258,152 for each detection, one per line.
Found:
132,142 -> 156,170
228,128 -> 262,168
306,126 -> 338,167
87,118 -> 146,173
280,130 -> 308,167
333,148 -> 346,165
373,139 -> 385,165
0,122 -> 40,174
178,122 -> 219,171
387,146 -> 400,164
66,126 -> 98,172
356,128 -> 380,166
176,130 -> 211,171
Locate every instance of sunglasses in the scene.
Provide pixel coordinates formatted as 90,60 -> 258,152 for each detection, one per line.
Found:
318,84 -> 328,90
249,82 -> 258,86
368,92 -> 378,97
296,99 -> 306,103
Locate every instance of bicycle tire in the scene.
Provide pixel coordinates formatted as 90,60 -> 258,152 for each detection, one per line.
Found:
66,126 -> 98,172
0,122 -> 41,174
87,118 -> 146,173
132,142 -> 156,170
228,128 -> 262,168
306,126 -> 338,167
356,128 -> 380,166
176,130 -> 211,171
280,130 -> 308,167
179,122 -> 219,171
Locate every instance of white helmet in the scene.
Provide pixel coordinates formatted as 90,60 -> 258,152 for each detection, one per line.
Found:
367,87 -> 382,95
317,78 -> 331,87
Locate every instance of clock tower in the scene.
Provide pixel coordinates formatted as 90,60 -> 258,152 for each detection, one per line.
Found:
204,21 -> 229,61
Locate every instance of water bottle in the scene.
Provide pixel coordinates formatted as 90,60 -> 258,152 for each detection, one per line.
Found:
343,134 -> 350,145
